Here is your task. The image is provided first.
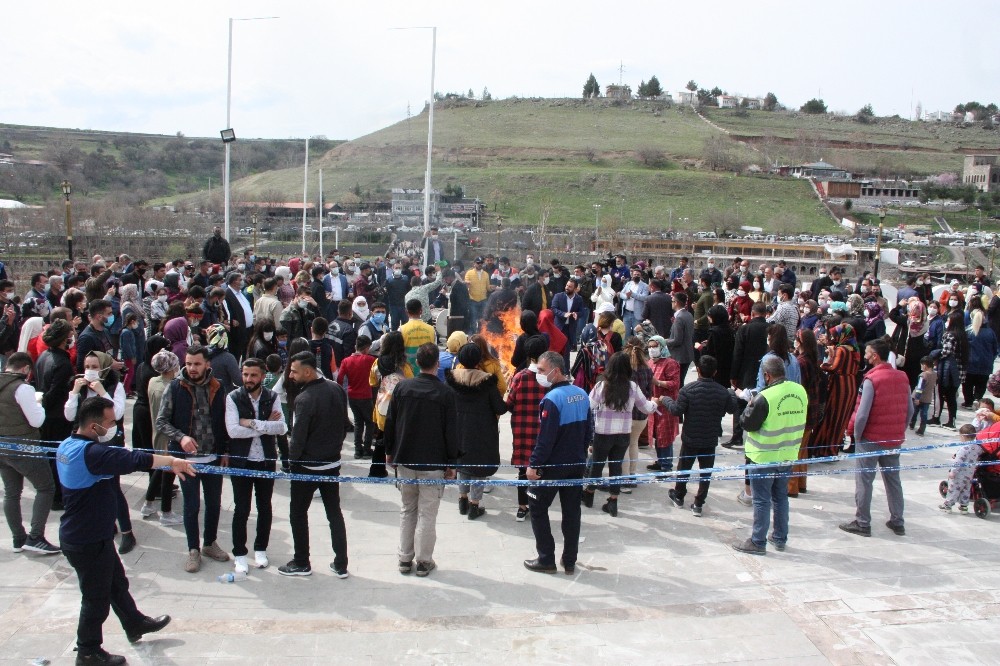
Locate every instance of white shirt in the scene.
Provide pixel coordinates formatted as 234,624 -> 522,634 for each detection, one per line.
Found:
65,383 -> 126,423
229,286 -> 254,327
15,383 -> 45,429
224,391 -> 288,462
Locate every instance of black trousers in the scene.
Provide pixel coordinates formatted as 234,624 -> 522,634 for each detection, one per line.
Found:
348,397 -> 375,451
63,539 -> 143,651
673,443 -> 717,506
587,433 -> 629,495
289,465 -> 348,569
230,460 -> 275,557
528,465 -> 584,567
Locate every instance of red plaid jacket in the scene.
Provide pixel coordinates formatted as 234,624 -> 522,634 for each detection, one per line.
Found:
505,368 -> 548,467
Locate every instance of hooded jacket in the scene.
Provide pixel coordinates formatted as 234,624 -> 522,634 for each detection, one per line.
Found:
446,367 -> 508,477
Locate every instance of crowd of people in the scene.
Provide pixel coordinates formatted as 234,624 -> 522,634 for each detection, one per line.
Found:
1,228 -> 998,664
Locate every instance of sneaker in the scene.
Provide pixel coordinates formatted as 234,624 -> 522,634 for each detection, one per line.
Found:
619,485 -> 633,495
838,520 -> 872,537
140,501 -> 158,517
515,507 -> 528,522
329,563 -> 350,578
201,541 -> 230,562
646,462 -> 662,471
732,538 -> 766,555
736,490 -> 753,507
399,560 -> 413,575
75,647 -> 127,665
691,504 -> 703,517
184,549 -> 202,573
939,502 -> 953,512
467,505 -> 486,520
885,521 -> 906,536
12,535 -> 25,553
667,489 -> 684,508
22,536 -> 61,555
415,561 -> 436,577
458,496 -> 469,515
159,511 -> 184,525
959,504 -> 969,513
234,555 -> 249,574
254,551 -> 269,569
277,561 -> 312,576
767,536 -> 786,551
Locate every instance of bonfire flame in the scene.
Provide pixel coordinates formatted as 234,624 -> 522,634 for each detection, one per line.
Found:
479,306 -> 522,379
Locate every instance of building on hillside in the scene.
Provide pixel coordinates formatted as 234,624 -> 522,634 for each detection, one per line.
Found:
675,90 -> 696,106
390,189 -> 485,227
963,155 -> 1000,192
740,97 -> 764,110
789,161 -> 849,180
822,180 -> 862,198
858,180 -> 921,200
922,110 -> 951,122
605,84 -> 632,100
718,95 -> 739,109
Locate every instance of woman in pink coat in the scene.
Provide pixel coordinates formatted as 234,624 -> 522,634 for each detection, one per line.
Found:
646,335 -> 680,473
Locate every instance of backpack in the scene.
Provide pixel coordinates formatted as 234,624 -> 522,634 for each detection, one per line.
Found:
375,368 -> 405,416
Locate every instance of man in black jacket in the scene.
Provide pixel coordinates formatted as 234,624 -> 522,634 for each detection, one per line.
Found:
661,355 -> 738,515
520,269 -> 552,316
727,302 -> 769,449
644,280 -> 673,338
441,269 -> 469,333
279,351 -> 350,579
384,343 -> 458,577
224,273 -> 254,361
203,227 -> 232,265
224,358 -> 287,574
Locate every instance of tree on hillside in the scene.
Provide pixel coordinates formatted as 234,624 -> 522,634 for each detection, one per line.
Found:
696,89 -> 717,106
710,86 -> 723,98
855,104 -> 876,124
636,146 -> 668,168
482,87 -> 492,101
583,73 -> 600,98
686,80 -> 698,92
638,76 -> 663,99
763,92 -> 779,111
800,98 -> 827,114
702,135 -> 743,171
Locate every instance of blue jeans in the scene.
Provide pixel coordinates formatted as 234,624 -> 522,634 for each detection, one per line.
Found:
389,305 -> 406,331
575,307 -> 591,345
749,464 -> 791,548
655,444 -> 674,472
622,311 -> 638,340
914,403 -> 929,426
467,300 -> 486,334
179,460 -> 224,551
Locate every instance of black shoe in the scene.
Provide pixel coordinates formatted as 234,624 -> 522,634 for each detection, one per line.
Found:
732,538 -> 765,555
766,536 -> 786,552
126,614 -> 171,643
943,420 -> 956,429
467,505 -> 486,520
415,561 -> 436,577
353,448 -> 363,459
118,532 -> 136,555
886,521 -> 906,536
277,561 -> 313,576
458,496 -> 469,515
908,419 -> 916,430
360,447 -> 373,459
916,423 -> 926,436
22,536 -> 61,555
927,416 -> 941,426
646,462 -> 662,471
720,439 -> 738,449
523,558 -> 557,574
329,563 -> 350,578
516,507 -> 528,522
368,467 -> 389,478
76,648 -> 126,665
842,444 -> 856,454
12,535 -> 25,553
601,497 -> 618,517
581,490 -> 594,508
561,560 -> 576,575
667,488 -> 683,508
838,520 -> 871,537
398,560 -> 413,575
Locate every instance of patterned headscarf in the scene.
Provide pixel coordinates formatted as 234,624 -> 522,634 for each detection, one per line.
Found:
121,283 -> 143,315
648,335 -> 671,358
829,323 -> 860,353
847,293 -> 865,316
907,300 -> 927,338
864,301 -> 885,328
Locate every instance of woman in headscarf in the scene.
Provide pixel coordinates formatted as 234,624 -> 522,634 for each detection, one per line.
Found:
862,300 -> 886,344
352,296 -> 370,328
846,293 -> 868,342
789,328 -> 821,496
140,349 -> 183,525
537,309 -> 568,355
646,335 -> 680,473
963,309 -> 997,408
120,283 -> 146,366
729,280 -> 754,326
889,298 -> 927,388
17,317 -> 44,353
699,305 -> 734,389
811,323 -> 861,457
448,343 -> 507,520
162,308 -> 191,361
936,310 -> 969,428
591,274 -> 616,313
799,299 -> 820,332
274,266 -> 295,307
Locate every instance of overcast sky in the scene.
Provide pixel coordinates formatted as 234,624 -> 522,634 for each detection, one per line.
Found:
4,1 -> 996,141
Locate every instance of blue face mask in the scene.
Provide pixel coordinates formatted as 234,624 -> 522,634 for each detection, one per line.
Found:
278,340 -> 287,348
371,313 -> 386,326
105,314 -> 115,328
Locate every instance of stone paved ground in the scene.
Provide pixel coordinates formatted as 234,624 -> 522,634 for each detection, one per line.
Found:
0,396 -> 997,665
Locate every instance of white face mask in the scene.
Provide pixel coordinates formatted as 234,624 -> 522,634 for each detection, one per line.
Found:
949,299 -> 959,307
526,258 -> 534,266
263,331 -> 274,341
819,272 -> 827,278
535,369 -> 552,387
84,369 -> 100,383
797,298 -> 805,305
527,362 -> 538,372
648,347 -> 661,359
753,282 -> 760,289
928,307 -> 939,316
543,277 -> 550,286
860,287 -> 869,294
736,289 -> 746,297
157,295 -> 167,303
393,269 -> 402,277
330,267 -> 340,276
97,424 -> 117,443
707,263 -> 715,269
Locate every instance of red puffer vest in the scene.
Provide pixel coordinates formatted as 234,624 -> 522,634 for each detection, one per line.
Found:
848,362 -> 911,448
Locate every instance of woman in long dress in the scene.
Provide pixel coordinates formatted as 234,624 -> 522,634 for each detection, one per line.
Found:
646,335 -> 680,473
811,323 -> 860,457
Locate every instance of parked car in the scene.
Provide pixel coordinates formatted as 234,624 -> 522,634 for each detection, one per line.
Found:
949,240 -> 966,246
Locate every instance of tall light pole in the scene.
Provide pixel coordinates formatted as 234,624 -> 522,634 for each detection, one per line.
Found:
873,204 -> 887,281
223,16 -> 279,242
61,180 -> 72,260
593,204 -> 602,254
620,196 -> 626,255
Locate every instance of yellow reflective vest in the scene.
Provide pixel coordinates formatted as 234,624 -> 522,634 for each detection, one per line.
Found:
744,380 -> 808,464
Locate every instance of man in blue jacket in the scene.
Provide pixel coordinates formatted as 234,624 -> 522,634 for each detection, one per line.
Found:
524,351 -> 593,575
58,397 -> 196,665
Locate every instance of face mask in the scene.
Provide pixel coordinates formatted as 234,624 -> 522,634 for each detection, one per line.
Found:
819,272 -> 827,278
928,308 -> 938,316
543,277 -> 550,286
238,264 -> 246,271
648,347 -> 661,359
535,370 -> 552,388
707,263 -> 715,269
278,340 -> 287,348
860,287 -> 869,294
298,300 -> 308,310
84,369 -> 100,382
925,279 -> 932,285
372,313 -> 386,326
949,299 -> 958,307
263,332 -> 274,341
753,282 -> 760,289
819,298 -> 829,305
832,279 -> 841,285
105,315 -> 115,328
157,295 -> 167,303
96,424 -> 117,443
330,267 -> 340,276
526,258 -> 534,266
527,362 -> 538,372
797,298 -> 805,305
737,289 -> 746,297
393,269 -> 402,278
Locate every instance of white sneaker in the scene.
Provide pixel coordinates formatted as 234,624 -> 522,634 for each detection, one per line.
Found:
159,511 -> 184,526
140,501 -> 158,517
234,555 -> 249,574
254,551 -> 269,569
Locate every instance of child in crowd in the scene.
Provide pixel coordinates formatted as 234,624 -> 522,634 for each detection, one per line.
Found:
910,356 -> 937,436
308,317 -> 337,380
940,423 -> 996,512
972,398 -> 999,432
338,335 -> 377,459
119,312 -> 140,396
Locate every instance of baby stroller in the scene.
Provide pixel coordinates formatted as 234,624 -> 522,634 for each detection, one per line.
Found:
939,451 -> 1000,519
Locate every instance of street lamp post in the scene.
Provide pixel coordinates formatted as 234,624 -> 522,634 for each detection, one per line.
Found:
620,196 -> 626,255
873,205 -> 887,281
61,180 -> 72,260
593,204 -> 601,253
496,215 -> 502,256
252,212 -> 259,253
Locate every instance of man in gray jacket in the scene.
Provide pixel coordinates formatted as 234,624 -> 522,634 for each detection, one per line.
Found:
665,291 -> 694,385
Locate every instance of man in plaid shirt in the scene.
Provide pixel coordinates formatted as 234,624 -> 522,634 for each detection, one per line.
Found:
505,336 -> 550,522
